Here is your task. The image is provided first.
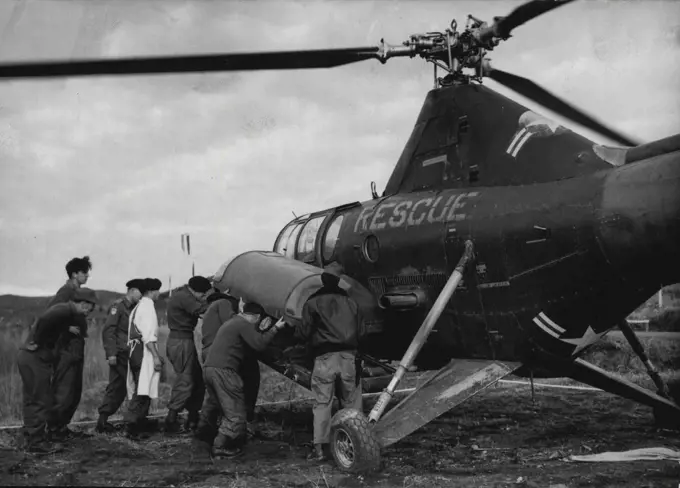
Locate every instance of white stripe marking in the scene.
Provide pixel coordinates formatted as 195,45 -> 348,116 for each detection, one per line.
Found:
511,131 -> 533,157
533,316 -> 560,338
538,312 -> 565,333
422,154 -> 447,167
506,128 -> 527,154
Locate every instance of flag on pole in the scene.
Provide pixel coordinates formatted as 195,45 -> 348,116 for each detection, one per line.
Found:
181,233 -> 191,255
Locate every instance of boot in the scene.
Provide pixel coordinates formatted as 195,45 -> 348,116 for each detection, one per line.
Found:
139,417 -> 160,433
306,443 -> 327,462
164,409 -> 182,434
184,411 -> 199,432
125,422 -> 151,441
95,415 -> 117,434
213,433 -> 243,458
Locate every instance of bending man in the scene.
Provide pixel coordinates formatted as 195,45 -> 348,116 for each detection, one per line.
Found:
17,288 -> 97,452
194,302 -> 286,458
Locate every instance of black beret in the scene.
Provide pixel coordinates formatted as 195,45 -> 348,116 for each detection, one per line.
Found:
243,302 -> 265,315
188,276 -> 212,293
144,278 -> 162,291
73,287 -> 98,305
125,278 -> 145,291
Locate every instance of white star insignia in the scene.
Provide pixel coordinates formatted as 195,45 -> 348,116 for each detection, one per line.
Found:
559,326 -> 608,355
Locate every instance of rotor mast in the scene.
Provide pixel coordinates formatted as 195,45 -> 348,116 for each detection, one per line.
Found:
373,16 -> 496,88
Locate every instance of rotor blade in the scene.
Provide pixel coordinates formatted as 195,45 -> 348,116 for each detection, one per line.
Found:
477,0 -> 576,44
497,0 -> 575,38
486,67 -> 638,146
0,47 -> 380,79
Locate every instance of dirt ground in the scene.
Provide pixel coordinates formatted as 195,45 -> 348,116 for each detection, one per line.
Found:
0,384 -> 678,488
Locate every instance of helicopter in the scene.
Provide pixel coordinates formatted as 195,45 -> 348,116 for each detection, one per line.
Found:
1,0 -> 678,474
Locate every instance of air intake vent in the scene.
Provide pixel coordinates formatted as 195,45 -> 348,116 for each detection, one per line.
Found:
368,272 -> 456,296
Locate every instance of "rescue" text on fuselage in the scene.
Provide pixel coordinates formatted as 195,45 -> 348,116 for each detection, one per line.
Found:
353,191 -> 480,233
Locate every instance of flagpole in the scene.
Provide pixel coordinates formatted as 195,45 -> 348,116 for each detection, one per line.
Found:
181,233 -> 195,279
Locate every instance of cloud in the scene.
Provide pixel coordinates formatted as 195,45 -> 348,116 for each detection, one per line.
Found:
0,0 -> 679,295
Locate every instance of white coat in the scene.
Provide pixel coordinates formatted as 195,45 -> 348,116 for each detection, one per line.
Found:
126,296 -> 160,399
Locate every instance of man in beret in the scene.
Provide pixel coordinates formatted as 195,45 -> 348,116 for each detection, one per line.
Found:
46,256 -> 94,440
123,278 -> 164,439
193,302 -> 287,458
164,275 -> 214,433
17,287 -> 97,452
95,279 -> 144,433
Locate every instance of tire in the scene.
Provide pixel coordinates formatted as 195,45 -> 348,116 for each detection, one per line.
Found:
329,408 -> 381,474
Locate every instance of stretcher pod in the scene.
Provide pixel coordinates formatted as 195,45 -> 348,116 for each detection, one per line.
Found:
211,251 -> 381,329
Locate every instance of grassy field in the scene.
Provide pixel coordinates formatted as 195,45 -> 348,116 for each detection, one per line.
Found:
0,314 -> 678,427
0,286 -> 678,427
1,384 -> 679,487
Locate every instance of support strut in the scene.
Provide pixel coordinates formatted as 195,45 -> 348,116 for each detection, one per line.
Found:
618,319 -> 670,398
367,240 -> 475,424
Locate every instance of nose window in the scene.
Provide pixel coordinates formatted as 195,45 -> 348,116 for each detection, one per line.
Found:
322,214 -> 344,263
296,215 -> 326,262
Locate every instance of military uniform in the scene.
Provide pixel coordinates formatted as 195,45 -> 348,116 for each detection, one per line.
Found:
296,274 -> 366,459
195,314 -> 278,453
97,297 -> 135,427
48,281 -> 88,436
200,296 -> 238,364
165,285 -> 209,429
17,303 -> 86,450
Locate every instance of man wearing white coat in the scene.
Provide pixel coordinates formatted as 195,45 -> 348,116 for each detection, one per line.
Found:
123,278 -> 164,439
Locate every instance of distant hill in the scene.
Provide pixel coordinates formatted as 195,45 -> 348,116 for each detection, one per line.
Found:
1,284 -> 678,330
0,290 -> 124,327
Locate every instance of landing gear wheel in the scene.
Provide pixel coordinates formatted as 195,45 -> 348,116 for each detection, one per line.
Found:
329,408 -> 381,473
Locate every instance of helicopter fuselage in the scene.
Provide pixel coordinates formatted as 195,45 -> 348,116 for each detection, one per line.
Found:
273,148 -> 680,372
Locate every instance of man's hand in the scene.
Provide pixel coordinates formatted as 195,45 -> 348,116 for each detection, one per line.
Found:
107,356 -> 117,366
68,326 -> 81,336
153,357 -> 163,372
274,317 -> 287,330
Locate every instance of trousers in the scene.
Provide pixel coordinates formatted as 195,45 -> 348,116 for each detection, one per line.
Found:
166,337 -> 204,414
17,348 -> 57,446
123,344 -> 150,426
97,351 -> 129,418
52,336 -> 85,429
196,366 -> 247,448
311,351 -> 359,445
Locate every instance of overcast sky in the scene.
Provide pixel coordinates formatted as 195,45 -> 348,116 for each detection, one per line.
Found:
0,0 -> 678,296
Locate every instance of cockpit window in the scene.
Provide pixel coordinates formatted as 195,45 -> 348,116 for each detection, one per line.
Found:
296,215 -> 326,262
322,214 -> 344,262
285,222 -> 304,259
274,222 -> 297,255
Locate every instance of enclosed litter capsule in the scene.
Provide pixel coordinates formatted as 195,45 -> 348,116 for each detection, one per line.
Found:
211,251 -> 382,330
